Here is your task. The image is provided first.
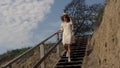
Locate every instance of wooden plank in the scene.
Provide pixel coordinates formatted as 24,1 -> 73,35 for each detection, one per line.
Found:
1,30 -> 61,68
56,34 -> 60,56
40,44 -> 45,68
33,39 -> 62,68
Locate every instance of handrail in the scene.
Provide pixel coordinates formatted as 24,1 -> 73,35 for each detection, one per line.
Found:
2,30 -> 61,68
33,39 -> 62,68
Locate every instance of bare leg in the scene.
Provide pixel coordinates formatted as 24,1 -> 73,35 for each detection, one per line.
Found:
64,44 -> 68,50
67,44 -> 71,62
63,44 -> 68,57
64,44 -> 71,62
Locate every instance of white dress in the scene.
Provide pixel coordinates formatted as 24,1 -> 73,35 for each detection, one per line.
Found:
60,21 -> 73,45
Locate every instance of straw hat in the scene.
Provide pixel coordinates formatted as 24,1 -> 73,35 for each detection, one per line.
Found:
62,12 -> 68,16
61,12 -> 70,22
62,12 -> 67,16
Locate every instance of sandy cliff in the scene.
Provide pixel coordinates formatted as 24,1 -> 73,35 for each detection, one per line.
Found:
83,0 -> 120,68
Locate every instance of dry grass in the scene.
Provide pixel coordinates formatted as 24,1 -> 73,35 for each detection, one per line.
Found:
0,43 -> 65,68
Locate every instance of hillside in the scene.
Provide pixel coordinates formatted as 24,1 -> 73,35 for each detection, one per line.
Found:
0,43 -> 60,68
83,0 -> 120,68
0,47 -> 31,67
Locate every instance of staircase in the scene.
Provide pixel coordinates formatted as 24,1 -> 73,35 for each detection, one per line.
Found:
1,32 -> 88,68
55,37 -> 87,68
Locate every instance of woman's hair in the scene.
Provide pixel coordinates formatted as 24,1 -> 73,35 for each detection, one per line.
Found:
61,14 -> 70,22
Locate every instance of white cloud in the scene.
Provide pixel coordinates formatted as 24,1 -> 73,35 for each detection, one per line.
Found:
0,0 -> 54,54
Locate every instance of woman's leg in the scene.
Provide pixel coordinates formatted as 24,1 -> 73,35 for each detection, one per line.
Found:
63,44 -> 69,57
64,44 -> 68,50
64,44 -> 71,62
67,44 -> 71,62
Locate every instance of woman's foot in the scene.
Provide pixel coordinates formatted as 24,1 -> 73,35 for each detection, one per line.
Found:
68,57 -> 71,62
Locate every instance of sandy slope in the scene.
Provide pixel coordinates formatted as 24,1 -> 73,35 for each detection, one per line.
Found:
83,0 -> 120,68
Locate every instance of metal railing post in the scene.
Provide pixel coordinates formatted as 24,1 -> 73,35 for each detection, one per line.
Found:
40,43 -> 45,68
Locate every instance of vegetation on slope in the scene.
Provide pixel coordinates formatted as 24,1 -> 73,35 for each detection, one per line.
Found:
0,47 -> 31,66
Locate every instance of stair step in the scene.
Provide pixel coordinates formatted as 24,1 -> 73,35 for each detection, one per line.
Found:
71,46 -> 86,47
63,52 -> 85,55
57,61 -> 82,65
72,45 -> 86,46
54,37 -> 88,68
55,64 -> 81,68
71,47 -> 86,48
71,46 -> 86,48
71,50 -> 86,51
71,47 -> 86,49
71,54 -> 85,56
73,44 -> 86,46
61,57 -> 83,59
64,51 -> 86,53
72,51 -> 85,53
61,51 -> 84,53
71,52 -> 86,54
71,45 -> 86,46
59,57 -> 83,62
62,55 -> 84,58
63,53 -> 85,57
71,50 -> 86,53
71,48 -> 86,50
71,52 -> 85,55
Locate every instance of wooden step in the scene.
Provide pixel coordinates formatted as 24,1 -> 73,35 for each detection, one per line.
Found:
71,48 -> 86,50
59,57 -> 83,62
55,64 -> 81,68
62,54 -> 85,58
54,37 -> 88,68
57,61 -> 82,65
71,50 -> 86,53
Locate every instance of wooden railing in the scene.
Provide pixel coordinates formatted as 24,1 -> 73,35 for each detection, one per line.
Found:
1,30 -> 64,68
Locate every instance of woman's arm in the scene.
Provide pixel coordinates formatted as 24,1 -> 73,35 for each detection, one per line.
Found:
70,18 -> 73,24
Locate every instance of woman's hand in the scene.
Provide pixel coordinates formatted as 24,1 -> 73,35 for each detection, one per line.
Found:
55,30 -> 62,34
58,30 -> 63,33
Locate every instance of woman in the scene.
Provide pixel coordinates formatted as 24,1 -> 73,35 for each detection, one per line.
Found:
60,13 -> 73,62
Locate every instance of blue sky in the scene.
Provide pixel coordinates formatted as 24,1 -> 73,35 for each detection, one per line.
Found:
0,0 -> 105,54
32,0 -> 105,44
86,0 -> 105,5
32,0 -> 72,42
